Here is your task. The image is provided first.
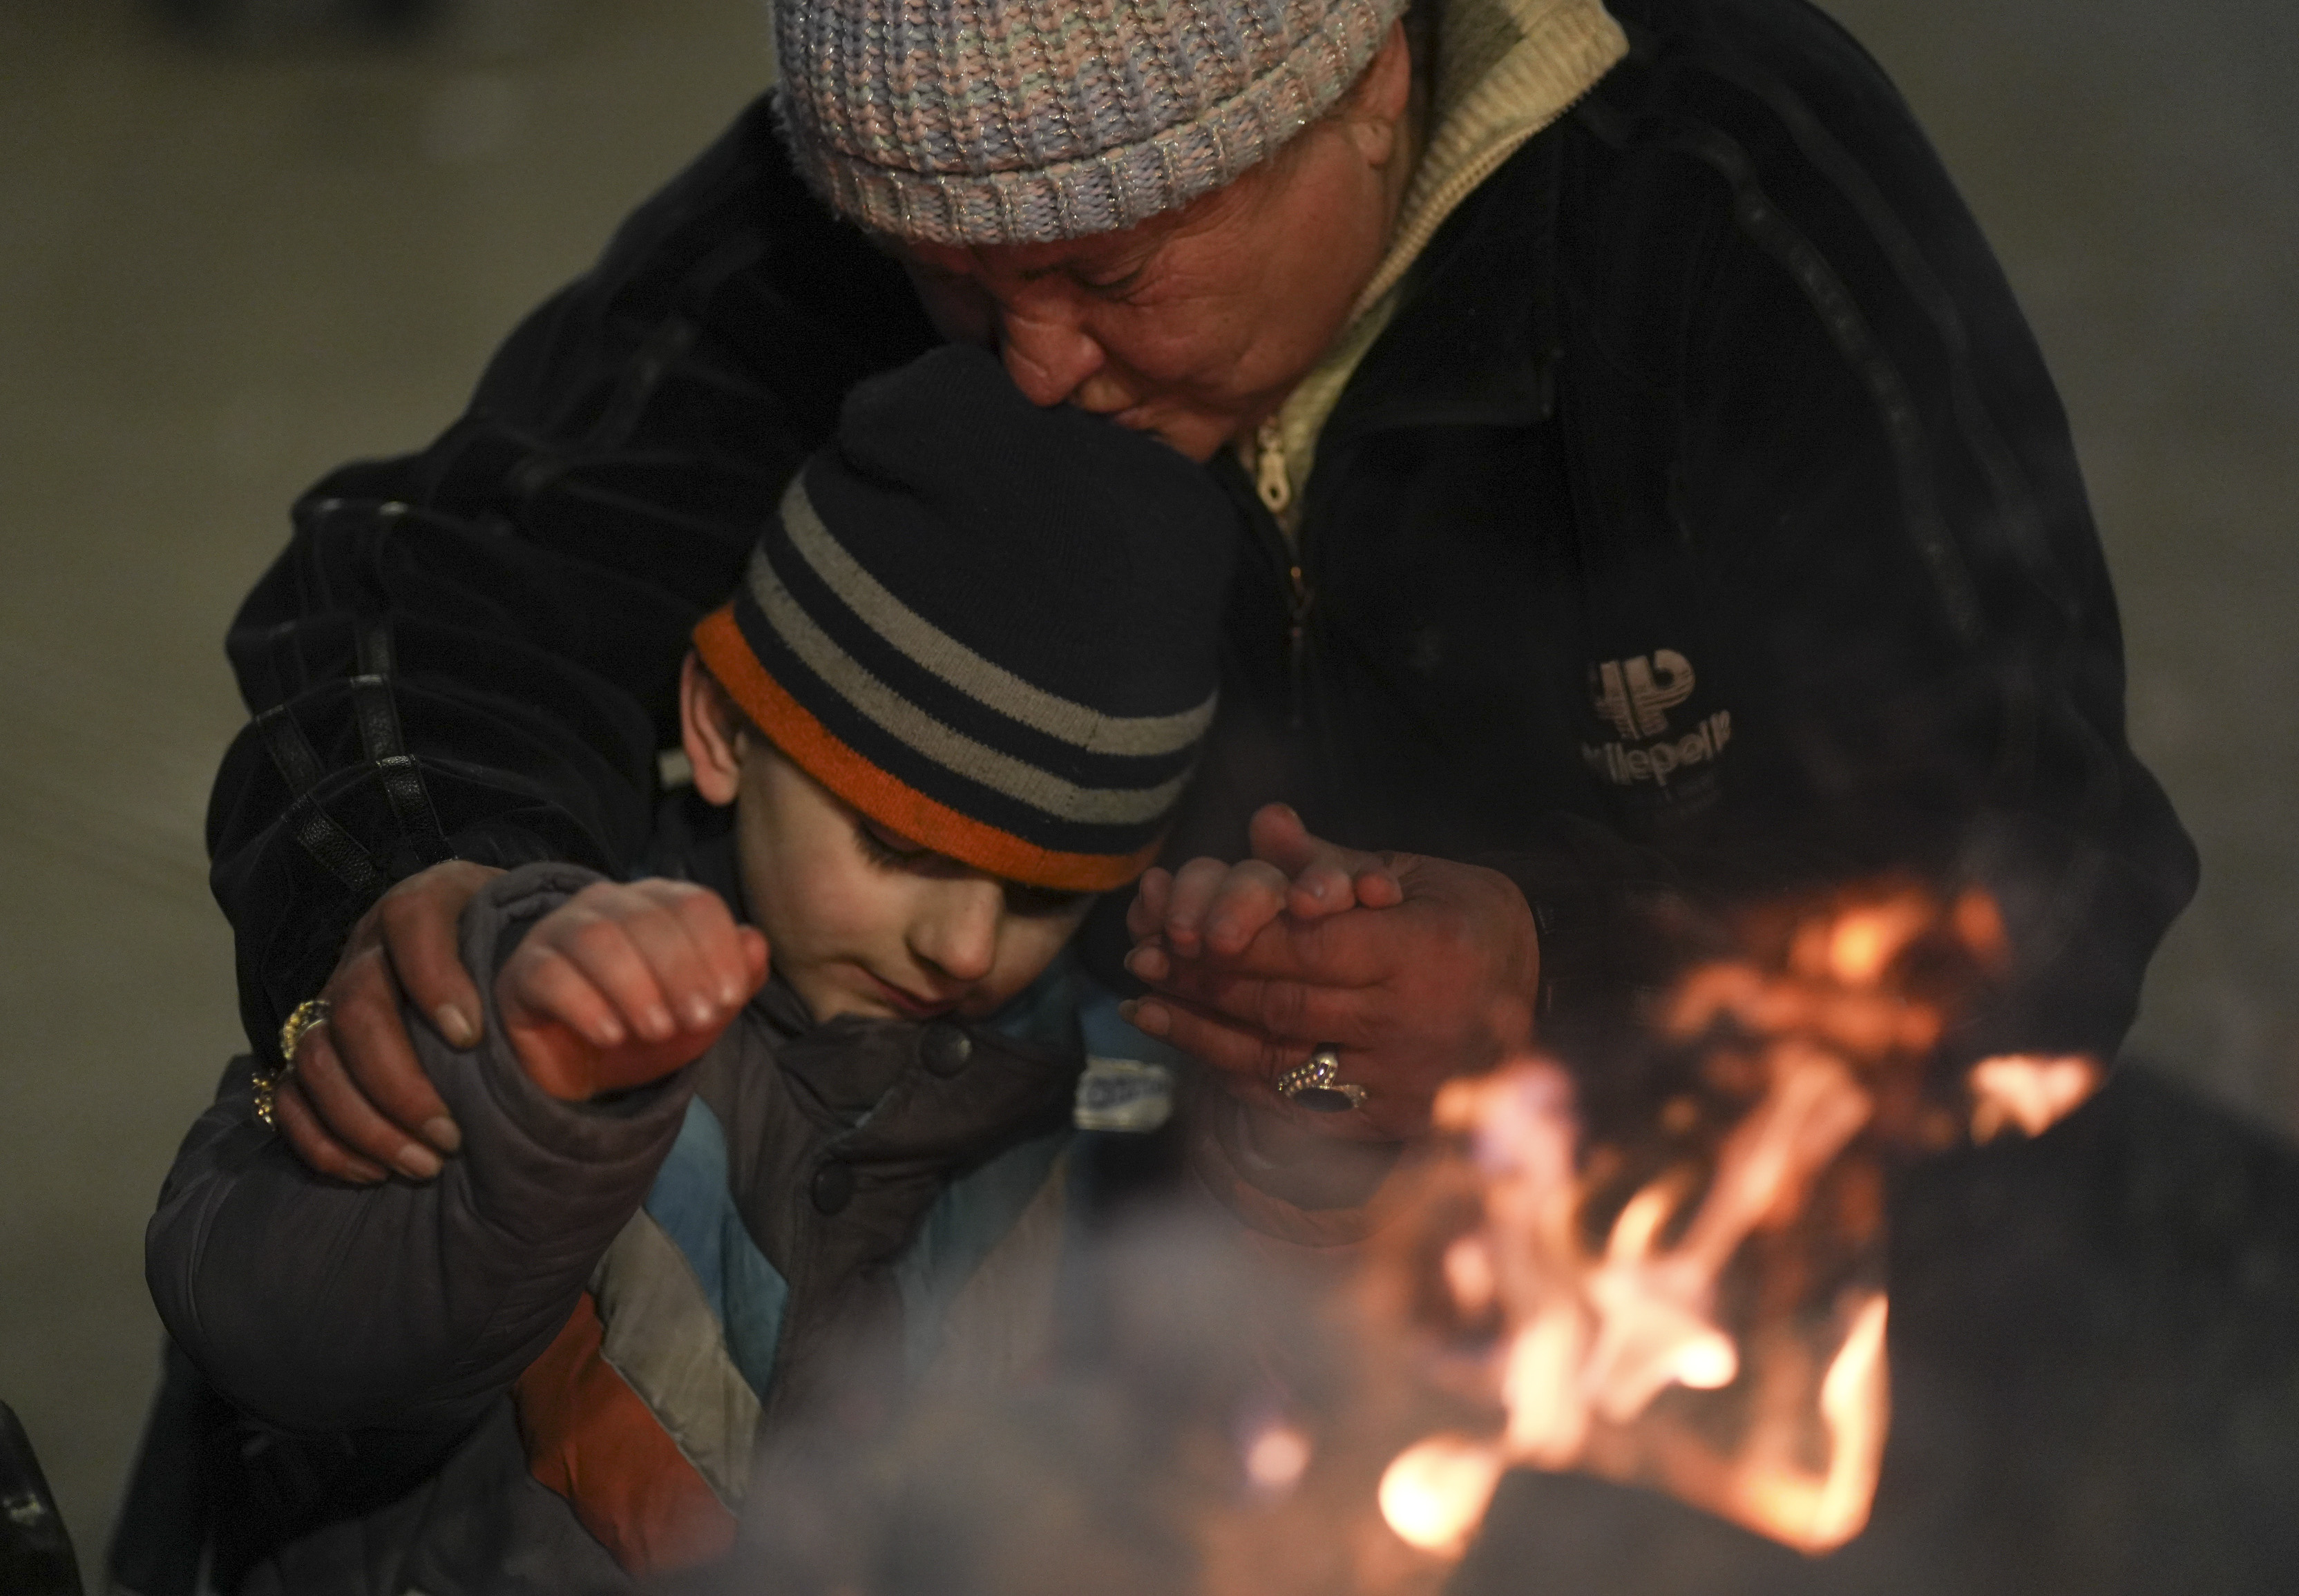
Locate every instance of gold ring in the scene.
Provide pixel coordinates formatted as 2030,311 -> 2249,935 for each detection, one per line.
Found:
278,997 -> 334,1065
256,997 -> 332,1128
1275,1046 -> 1368,1114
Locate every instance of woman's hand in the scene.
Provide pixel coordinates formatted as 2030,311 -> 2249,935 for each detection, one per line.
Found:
272,860 -> 504,1184
1125,803 -> 1400,959
1122,804 -> 1538,1142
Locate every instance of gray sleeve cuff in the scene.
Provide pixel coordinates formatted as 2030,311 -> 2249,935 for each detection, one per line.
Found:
426,863 -> 701,1255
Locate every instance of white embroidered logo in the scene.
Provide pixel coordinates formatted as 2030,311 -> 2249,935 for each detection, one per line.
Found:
1591,649 -> 1696,740
1583,650 -> 1731,789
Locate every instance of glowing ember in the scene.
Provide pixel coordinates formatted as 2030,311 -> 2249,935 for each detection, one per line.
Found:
1378,1435 -> 1506,1555
1442,1236 -> 1498,1318
1820,897 -> 1931,986
1969,1053 -> 2101,1142
1243,1419 -> 1315,1497
1371,885 -> 2048,1565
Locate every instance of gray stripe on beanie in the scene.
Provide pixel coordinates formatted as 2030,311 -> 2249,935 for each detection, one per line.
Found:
779,479 -> 1218,758
771,0 -> 1411,245
743,541 -> 1195,825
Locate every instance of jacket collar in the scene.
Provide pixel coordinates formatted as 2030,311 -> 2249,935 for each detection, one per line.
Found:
1317,126 -> 1569,456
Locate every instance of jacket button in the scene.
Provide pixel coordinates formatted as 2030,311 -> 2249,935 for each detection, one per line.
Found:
919,1023 -> 973,1078
810,1160 -> 853,1215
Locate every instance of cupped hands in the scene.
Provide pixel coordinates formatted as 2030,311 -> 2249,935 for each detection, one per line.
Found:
1121,804 -> 1538,1141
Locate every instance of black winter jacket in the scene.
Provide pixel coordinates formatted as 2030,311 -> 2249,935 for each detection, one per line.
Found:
207,0 -> 2193,1087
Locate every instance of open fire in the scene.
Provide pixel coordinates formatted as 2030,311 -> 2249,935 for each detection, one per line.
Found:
742,883 -> 2146,1596
1362,884 -> 2103,1566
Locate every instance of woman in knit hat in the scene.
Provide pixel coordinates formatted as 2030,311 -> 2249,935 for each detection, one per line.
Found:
234,0 -> 2184,1332
148,348 -> 1243,1584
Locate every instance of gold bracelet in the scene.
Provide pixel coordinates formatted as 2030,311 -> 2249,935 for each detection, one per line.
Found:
254,997 -> 332,1128
251,1066 -> 282,1128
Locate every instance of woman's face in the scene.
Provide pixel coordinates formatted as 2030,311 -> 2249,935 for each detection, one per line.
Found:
890,22 -> 1416,464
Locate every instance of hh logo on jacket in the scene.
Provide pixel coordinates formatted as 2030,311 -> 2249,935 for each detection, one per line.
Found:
1583,650 -> 1731,789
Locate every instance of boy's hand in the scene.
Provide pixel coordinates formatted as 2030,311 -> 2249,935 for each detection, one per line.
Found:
497,880 -> 769,1103
1124,802 -> 1402,966
1119,803 -> 1536,1142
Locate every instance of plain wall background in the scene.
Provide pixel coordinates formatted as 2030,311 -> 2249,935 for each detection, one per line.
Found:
1,0 -> 2291,1562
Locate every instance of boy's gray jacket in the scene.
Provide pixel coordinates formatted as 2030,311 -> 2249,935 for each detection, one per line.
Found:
143,864 -> 1082,1594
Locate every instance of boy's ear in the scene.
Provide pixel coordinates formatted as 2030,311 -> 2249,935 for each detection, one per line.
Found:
680,651 -> 744,807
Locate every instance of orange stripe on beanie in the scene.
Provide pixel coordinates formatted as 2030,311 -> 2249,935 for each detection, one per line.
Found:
695,607 -> 1158,892
687,345 -> 1239,894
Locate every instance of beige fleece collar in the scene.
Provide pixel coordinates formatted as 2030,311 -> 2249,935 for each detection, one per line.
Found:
1252,0 -> 1628,525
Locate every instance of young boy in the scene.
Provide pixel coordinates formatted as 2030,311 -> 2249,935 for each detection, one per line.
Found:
144,346 -> 1237,1594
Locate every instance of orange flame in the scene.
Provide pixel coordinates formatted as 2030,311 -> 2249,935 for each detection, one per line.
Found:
1968,1053 -> 2101,1142
1376,885 -> 2083,1564
1377,1436 -> 1507,1556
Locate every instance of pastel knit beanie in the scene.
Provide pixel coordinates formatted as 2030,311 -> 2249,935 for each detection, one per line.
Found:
770,0 -> 1413,245
692,347 -> 1240,891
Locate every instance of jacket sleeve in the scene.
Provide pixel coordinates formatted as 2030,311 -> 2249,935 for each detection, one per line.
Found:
1518,8 -> 2197,1064
207,96 -> 938,1062
148,864 -> 701,1435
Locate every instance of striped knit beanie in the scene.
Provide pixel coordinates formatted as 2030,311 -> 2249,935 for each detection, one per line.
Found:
692,347 -> 1239,892
770,0 -> 1412,246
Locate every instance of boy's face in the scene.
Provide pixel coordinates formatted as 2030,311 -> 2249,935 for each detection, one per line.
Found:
682,656 -> 1096,1025
732,743 -> 1094,1023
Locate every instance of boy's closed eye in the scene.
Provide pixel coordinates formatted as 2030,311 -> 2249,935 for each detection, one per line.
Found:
850,814 -> 1087,919
1001,881 -> 1089,919
853,814 -> 942,870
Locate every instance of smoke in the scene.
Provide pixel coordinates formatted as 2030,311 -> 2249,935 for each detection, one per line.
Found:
694,1075 -> 2299,1596
723,1201 -> 1455,1596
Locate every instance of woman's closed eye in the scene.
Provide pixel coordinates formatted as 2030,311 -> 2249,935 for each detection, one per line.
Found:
1076,262 -> 1149,300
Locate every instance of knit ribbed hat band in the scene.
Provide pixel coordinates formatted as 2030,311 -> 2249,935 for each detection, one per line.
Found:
694,347 -> 1239,890
695,605 -> 1174,892
772,0 -> 1411,245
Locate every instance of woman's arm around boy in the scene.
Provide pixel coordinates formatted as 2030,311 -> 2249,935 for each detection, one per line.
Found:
147,869 -> 763,1439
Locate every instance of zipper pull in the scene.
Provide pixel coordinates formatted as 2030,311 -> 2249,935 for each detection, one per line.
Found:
1254,419 -> 1291,516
